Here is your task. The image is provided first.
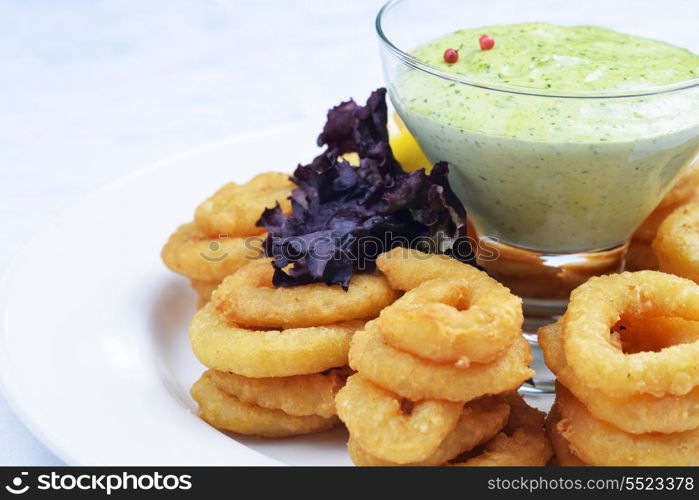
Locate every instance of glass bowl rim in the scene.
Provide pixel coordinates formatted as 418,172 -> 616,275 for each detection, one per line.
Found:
375,0 -> 699,99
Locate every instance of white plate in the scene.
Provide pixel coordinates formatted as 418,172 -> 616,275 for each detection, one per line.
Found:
0,122 -> 553,465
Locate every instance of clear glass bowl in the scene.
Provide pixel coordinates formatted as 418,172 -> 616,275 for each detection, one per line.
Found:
376,0 -> 699,392
377,0 -> 699,253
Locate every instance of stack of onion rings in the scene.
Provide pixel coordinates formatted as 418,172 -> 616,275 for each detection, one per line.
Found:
540,270 -> 699,465
368,248 -> 532,402
161,172 -> 293,307
336,249 -> 545,466
161,172 -> 405,441
189,260 -> 400,438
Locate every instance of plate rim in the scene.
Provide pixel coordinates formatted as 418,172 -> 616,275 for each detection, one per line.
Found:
0,122 -> 309,465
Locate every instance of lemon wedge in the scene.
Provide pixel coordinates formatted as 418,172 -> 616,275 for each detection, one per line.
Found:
389,113 -> 431,172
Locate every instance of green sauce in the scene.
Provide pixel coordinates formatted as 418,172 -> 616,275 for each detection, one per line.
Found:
414,23 -> 697,92
392,23 -> 699,251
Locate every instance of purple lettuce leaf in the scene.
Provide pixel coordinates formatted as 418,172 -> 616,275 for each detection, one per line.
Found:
257,88 -> 472,289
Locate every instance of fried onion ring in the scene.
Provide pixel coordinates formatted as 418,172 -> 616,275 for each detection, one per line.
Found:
452,393 -> 552,466
653,202 -> 699,284
556,385 -> 699,466
346,396 -> 509,466
207,368 -> 347,418
213,261 -> 400,329
562,271 -> 699,397
335,374 -> 463,464
349,321 -> 534,402
378,278 -> 522,365
190,302 -> 361,377
376,247 -> 489,291
161,223 -> 263,282
194,172 -> 293,237
191,371 -> 338,438
540,320 -> 699,434
545,404 -> 587,466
